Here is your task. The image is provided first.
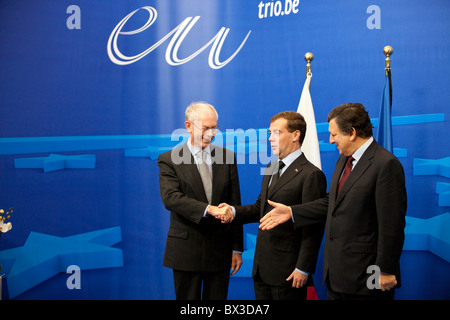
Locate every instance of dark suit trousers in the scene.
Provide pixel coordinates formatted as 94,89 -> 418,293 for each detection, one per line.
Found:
173,269 -> 230,300
253,272 -> 307,300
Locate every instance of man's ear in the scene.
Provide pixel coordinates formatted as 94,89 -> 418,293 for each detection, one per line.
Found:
349,127 -> 357,141
185,121 -> 192,133
293,130 -> 301,142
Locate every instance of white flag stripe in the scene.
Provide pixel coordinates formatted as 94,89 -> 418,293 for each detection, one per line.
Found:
296,74 -> 322,169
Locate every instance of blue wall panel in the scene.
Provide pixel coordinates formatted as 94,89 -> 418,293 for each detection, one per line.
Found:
0,0 -> 449,299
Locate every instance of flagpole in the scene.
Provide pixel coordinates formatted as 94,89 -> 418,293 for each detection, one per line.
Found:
377,45 -> 394,153
383,45 -> 393,77
383,45 -> 393,105
304,52 -> 314,77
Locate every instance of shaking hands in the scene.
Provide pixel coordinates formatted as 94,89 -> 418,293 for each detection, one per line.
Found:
259,200 -> 292,230
207,203 -> 234,223
208,200 -> 293,227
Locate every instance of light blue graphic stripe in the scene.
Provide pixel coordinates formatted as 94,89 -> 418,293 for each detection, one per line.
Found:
0,134 -> 176,155
0,114 -> 444,155
316,113 -> 445,133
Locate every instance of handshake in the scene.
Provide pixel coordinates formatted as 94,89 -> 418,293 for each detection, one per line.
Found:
207,200 -> 291,227
207,203 -> 234,223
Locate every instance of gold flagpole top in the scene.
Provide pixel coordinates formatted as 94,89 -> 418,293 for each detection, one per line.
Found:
304,52 -> 314,77
383,46 -> 393,77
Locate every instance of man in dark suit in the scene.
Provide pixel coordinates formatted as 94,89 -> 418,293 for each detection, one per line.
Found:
220,111 -> 326,300
158,102 -> 243,300
260,103 -> 407,300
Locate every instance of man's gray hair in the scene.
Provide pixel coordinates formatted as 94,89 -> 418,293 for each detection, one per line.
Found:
185,101 -> 219,122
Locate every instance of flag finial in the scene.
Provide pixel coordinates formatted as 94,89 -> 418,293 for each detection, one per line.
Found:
304,52 -> 314,77
383,46 -> 393,77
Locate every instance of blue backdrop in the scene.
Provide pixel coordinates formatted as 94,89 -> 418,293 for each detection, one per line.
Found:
0,0 -> 449,300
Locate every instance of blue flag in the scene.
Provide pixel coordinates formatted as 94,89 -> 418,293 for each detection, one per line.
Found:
376,75 -> 393,153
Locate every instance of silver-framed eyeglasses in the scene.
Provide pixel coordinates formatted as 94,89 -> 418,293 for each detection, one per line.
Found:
190,122 -> 220,134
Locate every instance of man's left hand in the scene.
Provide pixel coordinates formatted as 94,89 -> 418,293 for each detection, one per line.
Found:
230,253 -> 243,276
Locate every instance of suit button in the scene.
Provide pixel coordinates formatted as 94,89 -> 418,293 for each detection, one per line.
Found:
329,237 -> 334,241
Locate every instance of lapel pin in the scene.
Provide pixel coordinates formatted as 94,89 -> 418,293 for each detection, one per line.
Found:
295,168 -> 298,173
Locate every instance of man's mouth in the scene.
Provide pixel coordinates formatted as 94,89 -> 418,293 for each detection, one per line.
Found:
202,135 -> 213,143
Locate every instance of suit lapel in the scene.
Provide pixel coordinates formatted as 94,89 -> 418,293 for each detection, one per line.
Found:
178,143 -> 209,203
329,155 -> 346,208
266,154 -> 306,199
260,164 -> 273,211
334,140 -> 378,207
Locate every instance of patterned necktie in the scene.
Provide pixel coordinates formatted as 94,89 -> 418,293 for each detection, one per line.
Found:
337,156 -> 354,196
198,151 -> 212,204
268,160 -> 285,193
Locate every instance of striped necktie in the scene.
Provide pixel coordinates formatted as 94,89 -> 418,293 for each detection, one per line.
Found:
198,151 -> 212,203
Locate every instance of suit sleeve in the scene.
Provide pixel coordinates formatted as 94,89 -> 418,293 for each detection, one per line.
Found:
375,158 -> 407,275
234,165 -> 269,224
296,169 -> 327,273
234,191 -> 262,224
291,196 -> 329,229
157,152 -> 207,224
229,157 -> 244,252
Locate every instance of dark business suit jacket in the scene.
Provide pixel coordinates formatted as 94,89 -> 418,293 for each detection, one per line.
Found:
158,143 -> 243,272
291,140 -> 407,295
234,153 -> 326,286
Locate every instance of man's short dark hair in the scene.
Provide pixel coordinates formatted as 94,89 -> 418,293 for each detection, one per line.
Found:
327,103 -> 373,138
271,111 -> 307,145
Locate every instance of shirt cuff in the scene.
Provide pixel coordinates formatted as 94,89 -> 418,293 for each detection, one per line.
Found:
295,268 -> 309,276
203,205 -> 210,217
231,206 -> 236,219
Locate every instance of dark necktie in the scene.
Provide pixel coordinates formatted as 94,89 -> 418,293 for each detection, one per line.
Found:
337,156 -> 354,196
268,160 -> 285,193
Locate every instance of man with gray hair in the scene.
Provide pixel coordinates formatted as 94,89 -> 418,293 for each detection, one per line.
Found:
158,101 -> 243,300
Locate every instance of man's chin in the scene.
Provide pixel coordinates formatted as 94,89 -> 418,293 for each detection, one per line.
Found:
271,148 -> 279,157
202,140 -> 212,148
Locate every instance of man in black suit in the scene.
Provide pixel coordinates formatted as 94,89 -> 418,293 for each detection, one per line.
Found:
220,111 -> 326,300
260,103 -> 407,300
158,102 -> 243,300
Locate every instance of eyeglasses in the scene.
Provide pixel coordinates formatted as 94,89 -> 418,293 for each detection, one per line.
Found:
190,122 -> 220,134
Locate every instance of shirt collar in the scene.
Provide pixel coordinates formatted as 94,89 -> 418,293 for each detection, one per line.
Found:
279,148 -> 302,169
352,136 -> 374,162
187,139 -> 211,157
